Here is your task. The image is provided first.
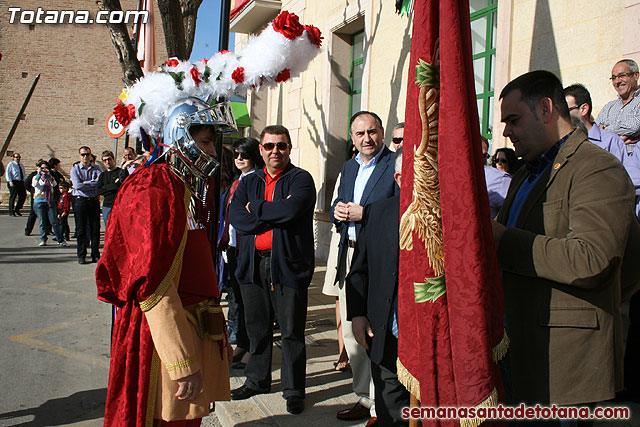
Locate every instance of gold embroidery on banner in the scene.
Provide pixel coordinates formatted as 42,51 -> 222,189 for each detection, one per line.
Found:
396,358 -> 421,400
399,43 -> 445,278
459,387 -> 499,427
145,349 -> 161,427
139,189 -> 191,312
165,356 -> 196,371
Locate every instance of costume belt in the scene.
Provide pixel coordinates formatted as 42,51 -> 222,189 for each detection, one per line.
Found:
184,298 -> 226,342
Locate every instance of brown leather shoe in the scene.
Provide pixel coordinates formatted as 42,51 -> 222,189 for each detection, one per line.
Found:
336,402 -> 370,421
364,417 -> 378,427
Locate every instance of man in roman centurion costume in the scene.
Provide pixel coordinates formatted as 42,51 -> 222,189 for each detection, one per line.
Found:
95,11 -> 322,426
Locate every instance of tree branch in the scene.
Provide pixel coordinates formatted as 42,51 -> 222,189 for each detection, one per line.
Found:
158,0 -> 188,59
181,0 -> 203,59
96,0 -> 143,86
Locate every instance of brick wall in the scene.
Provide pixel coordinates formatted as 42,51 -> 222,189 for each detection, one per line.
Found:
0,0 -> 167,189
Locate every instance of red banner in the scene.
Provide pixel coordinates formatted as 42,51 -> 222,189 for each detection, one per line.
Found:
397,1 -> 506,425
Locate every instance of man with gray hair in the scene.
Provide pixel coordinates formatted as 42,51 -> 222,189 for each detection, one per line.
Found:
347,147 -> 409,426
391,122 -> 404,151
596,59 -> 640,151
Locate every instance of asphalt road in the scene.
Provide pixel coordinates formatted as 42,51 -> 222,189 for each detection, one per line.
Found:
0,208 -> 110,426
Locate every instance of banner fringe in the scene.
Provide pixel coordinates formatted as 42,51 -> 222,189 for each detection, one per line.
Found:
459,387 -> 499,427
492,329 -> 510,363
397,358 -> 421,399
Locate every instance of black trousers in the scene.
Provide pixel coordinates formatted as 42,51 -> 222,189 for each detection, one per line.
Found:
75,197 -> 100,259
371,332 -> 410,426
239,252 -> 307,399
8,180 -> 26,214
624,291 -> 640,401
227,248 -> 249,350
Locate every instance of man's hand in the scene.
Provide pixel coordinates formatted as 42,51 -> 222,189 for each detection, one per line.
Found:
334,202 -> 349,222
245,201 -> 251,213
8,181 -> 12,187
621,135 -> 639,144
352,316 -> 374,351
334,202 -> 364,222
345,203 -> 364,222
175,371 -> 203,401
491,220 -> 507,250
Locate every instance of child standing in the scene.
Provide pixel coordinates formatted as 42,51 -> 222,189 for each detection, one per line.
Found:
57,181 -> 71,241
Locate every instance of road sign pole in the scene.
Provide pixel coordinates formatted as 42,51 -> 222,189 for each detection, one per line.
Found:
113,138 -> 118,160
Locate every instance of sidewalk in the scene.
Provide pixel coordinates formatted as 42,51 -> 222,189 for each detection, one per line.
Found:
205,265 -> 369,427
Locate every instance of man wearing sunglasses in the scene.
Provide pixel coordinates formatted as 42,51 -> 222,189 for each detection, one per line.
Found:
70,146 -> 102,264
330,111 -> 399,425
229,125 -> 316,415
596,59 -> 640,151
391,122 -> 404,151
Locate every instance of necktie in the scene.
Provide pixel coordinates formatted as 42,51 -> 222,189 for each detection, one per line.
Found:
18,163 -> 24,181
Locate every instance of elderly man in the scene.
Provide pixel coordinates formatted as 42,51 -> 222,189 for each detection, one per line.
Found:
229,125 -> 316,415
70,146 -> 101,264
391,122 -> 404,151
330,111 -> 399,424
596,59 -> 640,151
347,147 -> 409,426
565,83 -> 640,217
5,152 -> 26,216
493,70 -> 636,408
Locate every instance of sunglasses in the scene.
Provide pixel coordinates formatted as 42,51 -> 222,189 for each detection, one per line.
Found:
80,152 -> 92,157
495,158 -> 507,164
261,142 -> 289,151
234,151 -> 250,160
392,137 -> 403,144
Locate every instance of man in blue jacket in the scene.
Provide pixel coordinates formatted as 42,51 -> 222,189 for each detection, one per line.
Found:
330,111 -> 399,424
229,125 -> 316,415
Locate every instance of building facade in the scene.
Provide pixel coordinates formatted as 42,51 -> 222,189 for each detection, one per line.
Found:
230,0 -> 640,257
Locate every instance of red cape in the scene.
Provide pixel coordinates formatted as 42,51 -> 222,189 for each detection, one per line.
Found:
96,164 -> 190,427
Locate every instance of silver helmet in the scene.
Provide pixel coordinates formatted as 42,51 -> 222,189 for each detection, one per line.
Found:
161,97 -> 237,201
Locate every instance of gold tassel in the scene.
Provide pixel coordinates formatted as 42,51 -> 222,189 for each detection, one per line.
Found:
397,358 -> 421,399
459,387 -> 499,427
492,330 -> 510,363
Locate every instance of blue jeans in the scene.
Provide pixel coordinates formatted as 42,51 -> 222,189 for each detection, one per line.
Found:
102,206 -> 112,226
34,201 -> 63,243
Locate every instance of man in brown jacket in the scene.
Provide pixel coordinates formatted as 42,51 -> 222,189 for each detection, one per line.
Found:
492,70 -> 636,406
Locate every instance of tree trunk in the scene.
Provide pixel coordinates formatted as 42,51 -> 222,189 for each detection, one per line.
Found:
96,0 -> 143,86
158,0 -> 188,60
181,0 -> 203,59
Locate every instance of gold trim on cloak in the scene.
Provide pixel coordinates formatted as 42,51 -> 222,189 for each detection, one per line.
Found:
145,349 -> 161,427
139,189 -> 192,312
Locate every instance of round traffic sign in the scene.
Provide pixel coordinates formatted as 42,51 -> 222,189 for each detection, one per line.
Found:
106,112 -> 126,138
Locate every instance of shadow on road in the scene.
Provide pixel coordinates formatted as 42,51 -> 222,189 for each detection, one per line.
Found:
0,388 -> 106,426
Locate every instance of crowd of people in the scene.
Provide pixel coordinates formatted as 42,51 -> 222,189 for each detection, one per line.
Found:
4,44 -> 639,426
4,147 -> 144,262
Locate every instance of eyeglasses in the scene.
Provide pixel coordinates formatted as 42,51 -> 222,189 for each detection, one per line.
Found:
261,142 -> 289,151
568,105 -> 580,111
102,158 -> 114,162
234,151 -> 250,160
496,158 -> 508,164
610,72 -> 635,81
80,152 -> 91,157
392,137 -> 403,145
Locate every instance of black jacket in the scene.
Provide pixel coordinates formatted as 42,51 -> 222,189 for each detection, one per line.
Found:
96,168 -> 124,207
346,195 -> 399,365
229,163 -> 316,289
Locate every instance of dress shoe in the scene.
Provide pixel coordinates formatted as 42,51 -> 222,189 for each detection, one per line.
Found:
78,257 -> 88,265
365,417 -> 378,427
337,402 -> 370,421
231,384 -> 266,401
91,256 -> 100,263
286,396 -> 304,414
15,210 -> 23,216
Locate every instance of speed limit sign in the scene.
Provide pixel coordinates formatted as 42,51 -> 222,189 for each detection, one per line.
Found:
106,112 -> 126,138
